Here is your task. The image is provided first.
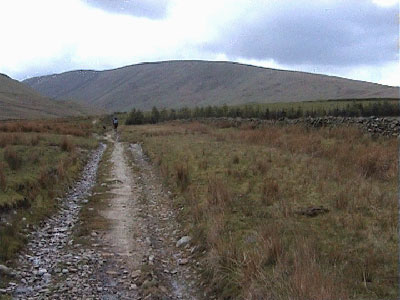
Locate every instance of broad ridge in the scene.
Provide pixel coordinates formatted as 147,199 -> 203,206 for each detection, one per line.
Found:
23,60 -> 399,112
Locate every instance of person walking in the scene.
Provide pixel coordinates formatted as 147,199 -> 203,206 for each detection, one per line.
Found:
112,117 -> 119,132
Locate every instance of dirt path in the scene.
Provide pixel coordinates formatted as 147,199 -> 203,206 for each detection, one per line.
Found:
10,144 -> 107,299
8,137 -> 203,299
97,138 -> 201,299
102,141 -> 147,269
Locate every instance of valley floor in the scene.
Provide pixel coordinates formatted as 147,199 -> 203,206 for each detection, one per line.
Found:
1,119 -> 398,300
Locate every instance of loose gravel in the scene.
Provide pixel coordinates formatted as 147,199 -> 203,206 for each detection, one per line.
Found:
10,144 -> 106,299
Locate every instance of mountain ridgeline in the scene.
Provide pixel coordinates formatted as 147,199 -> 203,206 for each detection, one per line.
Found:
24,61 -> 399,112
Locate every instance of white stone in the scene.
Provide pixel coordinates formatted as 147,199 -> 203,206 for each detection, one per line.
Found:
178,258 -> 189,265
38,268 -> 47,276
176,236 -> 192,247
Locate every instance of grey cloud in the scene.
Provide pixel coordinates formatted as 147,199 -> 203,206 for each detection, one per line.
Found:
83,0 -> 169,19
206,0 -> 398,66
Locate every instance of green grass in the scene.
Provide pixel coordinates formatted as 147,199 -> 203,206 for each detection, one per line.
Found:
121,121 -> 398,300
0,134 -> 97,209
0,118 -> 102,264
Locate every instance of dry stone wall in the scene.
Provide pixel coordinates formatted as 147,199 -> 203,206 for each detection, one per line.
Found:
197,116 -> 400,137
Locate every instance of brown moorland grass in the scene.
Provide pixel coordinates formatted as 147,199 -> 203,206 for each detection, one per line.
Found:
0,118 -> 101,265
122,121 -> 398,300
3,146 -> 22,170
60,136 -> 75,152
0,118 -> 94,136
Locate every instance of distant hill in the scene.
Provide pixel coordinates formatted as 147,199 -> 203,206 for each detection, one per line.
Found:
24,60 -> 399,112
0,73 -> 98,120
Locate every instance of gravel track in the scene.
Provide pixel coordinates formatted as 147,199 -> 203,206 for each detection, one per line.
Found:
10,144 -> 106,299
6,138 -> 203,299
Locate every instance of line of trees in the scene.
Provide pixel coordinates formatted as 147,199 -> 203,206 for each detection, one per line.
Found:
125,101 -> 400,125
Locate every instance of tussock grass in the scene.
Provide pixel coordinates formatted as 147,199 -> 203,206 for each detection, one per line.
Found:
175,162 -> 190,191
261,179 -> 280,206
207,176 -> 232,210
0,220 -> 24,266
122,122 -> 398,299
60,136 -> 74,152
3,146 -> 22,170
0,118 -> 100,263
232,154 -> 240,164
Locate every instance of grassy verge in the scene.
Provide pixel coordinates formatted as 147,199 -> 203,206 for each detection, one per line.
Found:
0,118 -> 102,265
121,121 -> 398,300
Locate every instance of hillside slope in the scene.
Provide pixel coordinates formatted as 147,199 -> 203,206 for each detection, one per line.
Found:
24,60 -> 399,112
0,74 -> 97,120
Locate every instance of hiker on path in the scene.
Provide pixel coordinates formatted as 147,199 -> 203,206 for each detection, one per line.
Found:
112,117 -> 119,131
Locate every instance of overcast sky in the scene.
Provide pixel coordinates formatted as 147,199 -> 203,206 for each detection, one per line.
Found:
0,0 -> 398,85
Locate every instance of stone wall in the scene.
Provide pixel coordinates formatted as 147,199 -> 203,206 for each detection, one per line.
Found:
288,116 -> 399,137
196,116 -> 400,137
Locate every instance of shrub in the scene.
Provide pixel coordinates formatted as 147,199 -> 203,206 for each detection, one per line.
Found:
357,145 -> 394,179
256,160 -> 268,175
232,154 -> 240,164
57,160 -> 66,181
38,167 -> 51,188
334,188 -> 350,210
207,177 -> 232,209
0,163 -> 6,191
0,222 -> 23,262
175,163 -> 189,191
61,137 -> 74,152
0,134 -> 9,148
261,179 -> 280,206
198,159 -> 208,170
30,134 -> 40,146
4,146 -> 22,170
